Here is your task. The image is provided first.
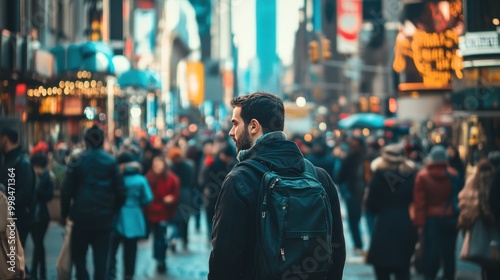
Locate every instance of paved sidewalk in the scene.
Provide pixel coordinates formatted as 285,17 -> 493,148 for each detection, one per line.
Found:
24,206 -> 481,279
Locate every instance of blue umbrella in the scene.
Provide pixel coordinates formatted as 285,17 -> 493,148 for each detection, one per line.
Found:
80,41 -> 114,57
117,69 -> 161,90
338,113 -> 386,129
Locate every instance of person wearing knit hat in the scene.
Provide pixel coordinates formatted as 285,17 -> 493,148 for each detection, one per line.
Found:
428,145 -> 448,163
412,144 -> 460,280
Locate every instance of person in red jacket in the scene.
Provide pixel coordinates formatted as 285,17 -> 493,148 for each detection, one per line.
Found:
413,145 -> 459,280
145,156 -> 180,274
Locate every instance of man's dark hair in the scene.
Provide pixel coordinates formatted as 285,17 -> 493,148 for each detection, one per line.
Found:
31,153 -> 48,168
84,125 -> 104,148
0,127 -> 19,144
231,91 -> 284,134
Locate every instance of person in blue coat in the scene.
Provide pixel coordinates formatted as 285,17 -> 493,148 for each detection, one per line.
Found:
109,152 -> 153,280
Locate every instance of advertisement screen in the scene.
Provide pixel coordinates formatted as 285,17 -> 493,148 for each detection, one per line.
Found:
393,0 -> 464,91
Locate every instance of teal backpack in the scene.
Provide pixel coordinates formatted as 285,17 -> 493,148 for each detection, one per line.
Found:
240,159 -> 334,280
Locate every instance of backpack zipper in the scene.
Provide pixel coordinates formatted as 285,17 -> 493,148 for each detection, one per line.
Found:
262,178 -> 280,218
280,198 -> 288,262
270,178 -> 280,189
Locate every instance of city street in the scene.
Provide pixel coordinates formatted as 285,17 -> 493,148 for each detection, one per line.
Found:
24,205 -> 482,280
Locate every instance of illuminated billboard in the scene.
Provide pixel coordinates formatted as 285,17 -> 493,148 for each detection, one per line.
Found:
393,0 -> 464,91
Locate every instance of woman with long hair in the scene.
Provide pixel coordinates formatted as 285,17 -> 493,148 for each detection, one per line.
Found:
144,156 -> 180,273
458,159 -> 500,279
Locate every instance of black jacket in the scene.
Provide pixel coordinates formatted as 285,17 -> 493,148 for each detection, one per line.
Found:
34,170 -> 54,222
208,132 -> 345,280
61,148 -> 125,229
200,156 -> 235,218
365,157 -> 418,268
0,146 -> 35,223
337,151 -> 366,200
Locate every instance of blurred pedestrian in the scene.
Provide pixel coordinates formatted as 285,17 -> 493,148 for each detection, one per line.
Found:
413,145 -> 460,280
30,153 -> 54,280
0,127 -> 35,249
186,143 -> 203,233
459,155 -> 500,279
338,137 -> 367,253
364,139 -> 382,237
109,152 -> 153,280
200,145 -> 236,239
306,139 -> 338,181
139,137 -> 161,174
144,156 -> 180,273
61,125 -> 126,280
365,144 -> 418,280
168,147 -> 195,251
447,145 -> 466,189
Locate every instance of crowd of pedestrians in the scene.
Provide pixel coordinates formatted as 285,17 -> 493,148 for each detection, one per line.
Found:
0,91 -> 499,280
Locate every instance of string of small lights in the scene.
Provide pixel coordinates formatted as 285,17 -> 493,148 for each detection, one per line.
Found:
26,71 -> 122,98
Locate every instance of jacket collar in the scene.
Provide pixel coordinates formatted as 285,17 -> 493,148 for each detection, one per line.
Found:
237,131 -> 287,162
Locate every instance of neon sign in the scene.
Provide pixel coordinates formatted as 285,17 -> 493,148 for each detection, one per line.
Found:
393,0 -> 464,90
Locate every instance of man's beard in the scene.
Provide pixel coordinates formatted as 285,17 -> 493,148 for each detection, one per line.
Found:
235,128 -> 252,152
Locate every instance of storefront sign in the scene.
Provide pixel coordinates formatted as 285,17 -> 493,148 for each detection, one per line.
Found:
393,0 -> 463,91
336,0 -> 362,54
459,32 -> 500,57
39,97 -> 60,115
63,97 -> 83,116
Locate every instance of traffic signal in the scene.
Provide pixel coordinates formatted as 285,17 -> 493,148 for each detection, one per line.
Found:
386,97 -> 397,117
322,38 -> 332,59
309,41 -> 319,63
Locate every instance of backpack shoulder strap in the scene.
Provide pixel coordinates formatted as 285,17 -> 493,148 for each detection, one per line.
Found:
238,159 -> 269,175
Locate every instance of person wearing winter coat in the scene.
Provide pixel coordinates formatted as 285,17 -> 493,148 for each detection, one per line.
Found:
168,147 -> 195,251
459,158 -> 500,279
365,144 -> 418,280
60,125 -> 126,280
109,152 -> 153,280
30,153 -> 54,280
200,145 -> 236,239
0,127 -> 35,248
413,145 -> 460,280
144,156 -> 180,273
208,92 -> 346,280
337,137 -> 367,252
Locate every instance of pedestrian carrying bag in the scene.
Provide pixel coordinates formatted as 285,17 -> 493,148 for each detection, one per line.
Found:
241,159 -> 334,279
56,221 -> 73,280
460,218 -> 500,266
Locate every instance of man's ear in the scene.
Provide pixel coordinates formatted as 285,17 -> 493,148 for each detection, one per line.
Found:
249,119 -> 261,135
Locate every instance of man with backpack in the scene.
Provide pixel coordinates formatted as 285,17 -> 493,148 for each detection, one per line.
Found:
208,92 -> 345,280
